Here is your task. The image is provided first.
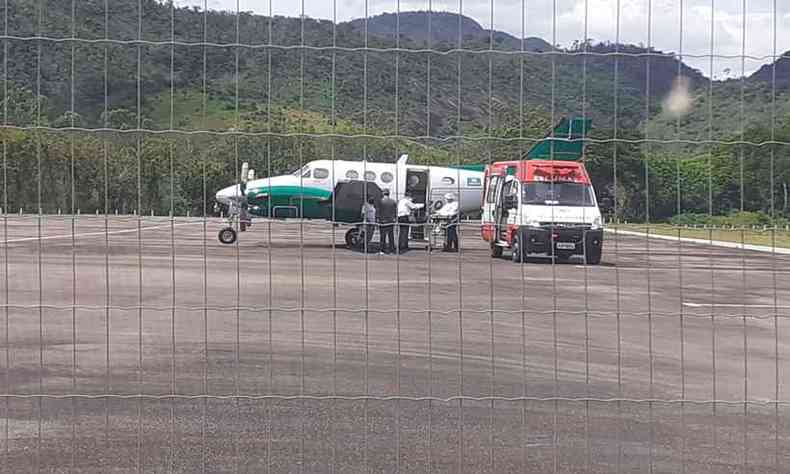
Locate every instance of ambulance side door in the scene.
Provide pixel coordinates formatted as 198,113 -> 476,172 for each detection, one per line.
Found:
481,173 -> 503,241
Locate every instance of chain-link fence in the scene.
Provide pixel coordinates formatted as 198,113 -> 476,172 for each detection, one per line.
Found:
2,0 -> 790,472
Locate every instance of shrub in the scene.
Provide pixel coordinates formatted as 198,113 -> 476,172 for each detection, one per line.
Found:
668,211 -> 775,227
668,212 -> 712,226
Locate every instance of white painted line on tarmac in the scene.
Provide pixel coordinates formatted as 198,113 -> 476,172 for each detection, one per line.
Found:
683,302 -> 790,309
606,228 -> 790,255
2,221 -> 202,244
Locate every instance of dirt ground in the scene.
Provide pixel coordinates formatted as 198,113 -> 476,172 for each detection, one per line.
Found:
2,216 -> 790,473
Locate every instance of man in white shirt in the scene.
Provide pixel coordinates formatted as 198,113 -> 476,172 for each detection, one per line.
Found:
397,192 -> 424,252
437,192 -> 459,252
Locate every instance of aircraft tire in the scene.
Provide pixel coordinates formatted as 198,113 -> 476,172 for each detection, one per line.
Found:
345,228 -> 361,249
218,227 -> 237,245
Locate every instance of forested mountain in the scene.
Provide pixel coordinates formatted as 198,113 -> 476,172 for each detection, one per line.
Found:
5,0 -> 707,132
1,0 -> 790,222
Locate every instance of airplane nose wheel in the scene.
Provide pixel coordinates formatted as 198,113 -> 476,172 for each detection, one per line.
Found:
218,226 -> 237,245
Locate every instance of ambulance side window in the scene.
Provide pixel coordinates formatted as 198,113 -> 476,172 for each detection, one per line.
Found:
505,179 -> 519,200
486,176 -> 499,203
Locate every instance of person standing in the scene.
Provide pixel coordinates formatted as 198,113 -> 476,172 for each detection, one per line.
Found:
378,189 -> 397,254
397,191 -> 424,252
440,192 -> 460,252
360,196 -> 377,250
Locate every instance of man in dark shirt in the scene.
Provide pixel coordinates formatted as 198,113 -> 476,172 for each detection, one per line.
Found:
377,189 -> 397,254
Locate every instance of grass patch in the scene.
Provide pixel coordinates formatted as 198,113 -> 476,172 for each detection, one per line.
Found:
609,223 -> 790,249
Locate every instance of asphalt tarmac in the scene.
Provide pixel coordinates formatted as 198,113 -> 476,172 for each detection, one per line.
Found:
2,216 -> 790,473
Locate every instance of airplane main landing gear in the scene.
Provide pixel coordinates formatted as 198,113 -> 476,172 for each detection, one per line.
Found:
218,227 -> 237,245
345,226 -> 374,249
345,227 -> 362,248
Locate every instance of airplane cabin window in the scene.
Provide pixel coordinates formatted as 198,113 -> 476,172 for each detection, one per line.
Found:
346,170 -> 359,180
380,171 -> 394,183
364,171 -> 376,181
313,168 -> 329,179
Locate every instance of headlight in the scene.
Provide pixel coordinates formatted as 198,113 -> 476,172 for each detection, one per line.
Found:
591,216 -> 602,230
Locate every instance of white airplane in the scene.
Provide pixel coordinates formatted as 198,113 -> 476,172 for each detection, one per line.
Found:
214,154 -> 485,245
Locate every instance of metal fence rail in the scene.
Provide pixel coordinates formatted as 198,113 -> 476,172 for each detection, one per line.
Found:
2,0 -> 790,472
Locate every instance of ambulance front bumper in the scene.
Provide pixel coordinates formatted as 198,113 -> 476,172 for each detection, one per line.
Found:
522,225 -> 603,256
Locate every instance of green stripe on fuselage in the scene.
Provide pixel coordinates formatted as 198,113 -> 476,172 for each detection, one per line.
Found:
246,185 -> 334,219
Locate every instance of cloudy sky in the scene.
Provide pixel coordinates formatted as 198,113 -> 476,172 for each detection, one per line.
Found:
176,0 -> 790,78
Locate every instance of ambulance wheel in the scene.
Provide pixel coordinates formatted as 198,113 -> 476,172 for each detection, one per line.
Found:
218,227 -> 237,245
511,236 -> 524,263
585,248 -> 602,265
490,242 -> 503,258
240,222 -> 247,232
345,228 -> 362,248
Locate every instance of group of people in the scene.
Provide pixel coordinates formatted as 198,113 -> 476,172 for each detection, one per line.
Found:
360,189 -> 459,254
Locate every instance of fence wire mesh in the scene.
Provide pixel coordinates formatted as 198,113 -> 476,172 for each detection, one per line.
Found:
2,0 -> 790,472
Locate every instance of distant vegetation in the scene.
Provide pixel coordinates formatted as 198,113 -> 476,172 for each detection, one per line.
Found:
2,1 -> 790,221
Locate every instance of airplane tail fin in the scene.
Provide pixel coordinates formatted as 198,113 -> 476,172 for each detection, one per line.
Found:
523,116 -> 592,161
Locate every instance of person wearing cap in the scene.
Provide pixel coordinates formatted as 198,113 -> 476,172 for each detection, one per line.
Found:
397,191 -> 424,252
440,192 -> 460,252
378,189 -> 397,254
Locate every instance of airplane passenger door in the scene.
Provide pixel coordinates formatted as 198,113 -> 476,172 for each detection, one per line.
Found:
406,169 -> 429,217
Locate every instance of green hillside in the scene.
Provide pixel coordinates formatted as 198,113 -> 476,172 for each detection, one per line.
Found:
2,1 -> 790,222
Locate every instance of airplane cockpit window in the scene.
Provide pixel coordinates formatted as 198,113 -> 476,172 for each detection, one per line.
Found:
380,171 -> 394,183
313,168 -> 329,179
364,171 -> 376,181
293,165 -> 310,177
346,170 -> 359,180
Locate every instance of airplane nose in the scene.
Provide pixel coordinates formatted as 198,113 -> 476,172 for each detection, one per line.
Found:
215,185 -> 241,205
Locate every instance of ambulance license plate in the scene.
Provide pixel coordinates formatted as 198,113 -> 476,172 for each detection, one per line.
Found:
556,242 -> 576,250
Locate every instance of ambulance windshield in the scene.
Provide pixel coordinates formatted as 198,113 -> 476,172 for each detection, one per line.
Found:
522,182 -> 594,206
